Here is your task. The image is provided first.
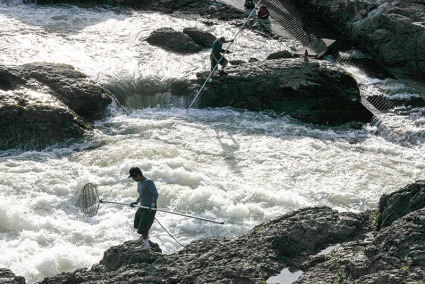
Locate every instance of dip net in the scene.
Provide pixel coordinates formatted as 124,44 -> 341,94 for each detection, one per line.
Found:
76,183 -> 100,217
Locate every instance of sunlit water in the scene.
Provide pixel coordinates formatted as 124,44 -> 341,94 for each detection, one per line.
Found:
0,2 -> 424,283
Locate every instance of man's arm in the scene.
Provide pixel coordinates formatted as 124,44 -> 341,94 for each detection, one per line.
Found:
147,180 -> 159,205
221,39 -> 234,52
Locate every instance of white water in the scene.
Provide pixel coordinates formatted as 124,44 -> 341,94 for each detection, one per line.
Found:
0,2 -> 424,283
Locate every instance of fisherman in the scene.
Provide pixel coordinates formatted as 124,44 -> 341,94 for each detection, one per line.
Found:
210,37 -> 233,75
244,0 -> 256,19
128,167 -> 159,249
257,5 -> 272,34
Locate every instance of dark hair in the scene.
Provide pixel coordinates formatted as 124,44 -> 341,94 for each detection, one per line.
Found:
128,167 -> 142,178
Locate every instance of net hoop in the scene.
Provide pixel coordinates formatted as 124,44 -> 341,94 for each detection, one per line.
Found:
76,183 -> 100,217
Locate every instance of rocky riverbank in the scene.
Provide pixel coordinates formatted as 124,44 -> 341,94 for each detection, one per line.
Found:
293,0 -> 425,80
2,180 -> 424,283
0,56 -> 372,150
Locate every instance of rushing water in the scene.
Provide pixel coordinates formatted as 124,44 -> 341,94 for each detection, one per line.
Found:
0,1 -> 424,283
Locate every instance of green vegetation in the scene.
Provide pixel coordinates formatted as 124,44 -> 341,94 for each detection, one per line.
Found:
402,262 -> 411,270
15,103 -> 27,110
371,211 -> 379,224
329,258 -> 346,284
254,224 -> 268,233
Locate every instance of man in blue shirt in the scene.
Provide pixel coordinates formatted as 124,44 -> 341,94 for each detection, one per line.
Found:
128,167 -> 159,249
210,37 -> 233,74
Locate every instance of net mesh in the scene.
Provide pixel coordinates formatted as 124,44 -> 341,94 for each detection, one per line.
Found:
76,183 -> 100,217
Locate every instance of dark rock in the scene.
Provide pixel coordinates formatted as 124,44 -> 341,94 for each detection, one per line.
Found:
287,180 -> 425,284
0,91 -> 89,150
100,240 -> 162,271
377,180 -> 425,230
183,27 -> 216,48
18,63 -> 112,122
36,0 -> 245,22
37,207 -> 372,284
229,60 -> 246,66
294,0 -> 425,79
266,50 -> 294,60
169,79 -> 190,97
0,68 -> 25,91
0,268 -> 25,284
0,63 -> 112,150
145,0 -> 244,21
195,58 -> 373,125
248,58 -> 260,62
146,28 -> 203,54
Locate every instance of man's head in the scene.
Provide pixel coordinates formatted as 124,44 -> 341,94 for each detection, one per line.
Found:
128,167 -> 143,180
218,37 -> 225,43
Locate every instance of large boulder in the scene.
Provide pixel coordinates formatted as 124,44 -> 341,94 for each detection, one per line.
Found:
14,63 -> 112,121
0,63 -> 113,150
297,180 -> 425,283
183,27 -> 217,48
193,58 -> 373,125
146,28 -> 203,54
294,0 -> 425,78
0,268 -> 25,284
0,90 -> 90,150
377,180 -> 425,230
146,27 -> 217,53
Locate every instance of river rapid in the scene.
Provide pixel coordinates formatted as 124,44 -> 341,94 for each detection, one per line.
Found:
0,1 -> 424,283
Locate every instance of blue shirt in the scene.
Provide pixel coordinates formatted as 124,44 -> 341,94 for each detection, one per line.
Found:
137,177 -> 159,206
211,39 -> 223,57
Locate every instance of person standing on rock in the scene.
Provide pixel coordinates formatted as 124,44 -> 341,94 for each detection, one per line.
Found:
244,0 -> 256,19
128,167 -> 159,249
210,37 -> 233,75
257,5 -> 272,35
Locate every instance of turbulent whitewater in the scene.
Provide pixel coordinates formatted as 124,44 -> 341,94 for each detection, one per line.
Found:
0,2 -> 424,283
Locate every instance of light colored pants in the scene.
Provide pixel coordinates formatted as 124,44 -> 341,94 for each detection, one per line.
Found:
258,18 -> 272,33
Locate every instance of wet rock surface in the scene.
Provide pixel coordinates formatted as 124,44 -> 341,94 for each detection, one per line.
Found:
193,58 -> 373,125
0,63 -> 112,150
146,28 -> 204,54
294,0 -> 425,79
0,268 -> 25,284
37,207 -> 371,284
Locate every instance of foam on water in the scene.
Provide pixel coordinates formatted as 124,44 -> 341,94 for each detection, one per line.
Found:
0,2 -> 424,283
1,106 -> 424,283
1,109 -> 424,283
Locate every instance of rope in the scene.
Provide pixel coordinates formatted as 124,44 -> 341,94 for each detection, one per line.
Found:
186,0 -> 264,112
155,217 -> 187,248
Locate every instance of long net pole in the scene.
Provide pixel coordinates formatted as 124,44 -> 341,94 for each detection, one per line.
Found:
76,183 -> 224,224
100,200 -> 224,225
